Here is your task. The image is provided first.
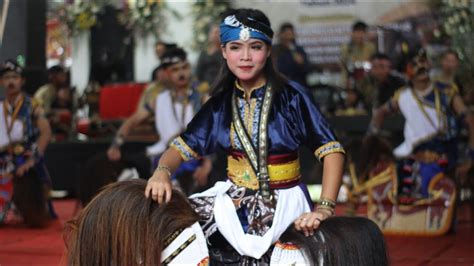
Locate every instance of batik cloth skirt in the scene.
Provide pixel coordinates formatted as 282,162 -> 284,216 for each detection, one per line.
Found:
0,152 -> 56,226
189,180 -> 312,265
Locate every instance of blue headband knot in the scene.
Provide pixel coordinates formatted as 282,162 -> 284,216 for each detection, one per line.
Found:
220,15 -> 272,44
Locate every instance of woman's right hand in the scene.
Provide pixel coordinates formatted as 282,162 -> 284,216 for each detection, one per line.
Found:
145,170 -> 172,203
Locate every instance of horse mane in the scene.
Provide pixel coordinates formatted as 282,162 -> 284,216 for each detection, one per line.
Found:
65,179 -> 198,266
280,216 -> 389,266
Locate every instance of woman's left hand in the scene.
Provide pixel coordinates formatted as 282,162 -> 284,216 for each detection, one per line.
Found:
294,210 -> 331,237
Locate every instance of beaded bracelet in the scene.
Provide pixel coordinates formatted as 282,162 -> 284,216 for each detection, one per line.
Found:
318,198 -> 336,208
155,165 -> 172,178
315,205 -> 335,216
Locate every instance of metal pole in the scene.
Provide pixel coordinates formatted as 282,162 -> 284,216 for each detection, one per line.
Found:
0,0 -> 10,45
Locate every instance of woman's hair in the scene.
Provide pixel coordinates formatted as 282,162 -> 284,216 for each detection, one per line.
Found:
211,8 -> 288,95
65,179 -> 199,266
280,216 -> 389,266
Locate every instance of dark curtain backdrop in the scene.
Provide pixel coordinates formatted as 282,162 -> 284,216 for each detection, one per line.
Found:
90,5 -> 134,85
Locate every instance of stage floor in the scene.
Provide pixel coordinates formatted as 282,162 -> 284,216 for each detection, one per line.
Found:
0,200 -> 473,265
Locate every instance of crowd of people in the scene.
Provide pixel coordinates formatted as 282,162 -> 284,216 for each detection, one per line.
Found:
0,6 -> 471,265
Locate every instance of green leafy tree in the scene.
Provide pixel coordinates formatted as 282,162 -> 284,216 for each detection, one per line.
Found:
433,0 -> 474,95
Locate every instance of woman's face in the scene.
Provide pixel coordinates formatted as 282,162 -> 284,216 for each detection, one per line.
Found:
222,39 -> 271,85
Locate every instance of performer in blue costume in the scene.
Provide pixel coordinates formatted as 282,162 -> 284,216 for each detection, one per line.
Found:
145,9 -> 345,264
370,50 -> 474,199
0,60 -> 56,227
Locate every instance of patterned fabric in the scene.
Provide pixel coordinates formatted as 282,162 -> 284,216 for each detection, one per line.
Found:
171,136 -> 198,161
231,95 -> 262,151
189,184 -> 277,264
368,163 -> 456,236
314,141 -> 345,161
0,171 -> 14,222
397,148 -> 450,198
220,15 -> 273,44
227,151 -> 301,190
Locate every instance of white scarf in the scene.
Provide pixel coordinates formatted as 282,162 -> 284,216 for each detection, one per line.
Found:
190,181 -> 311,259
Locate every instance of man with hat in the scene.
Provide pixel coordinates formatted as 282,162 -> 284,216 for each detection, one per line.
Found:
0,59 -> 56,227
369,50 -> 474,199
104,47 -> 211,194
135,42 -> 178,114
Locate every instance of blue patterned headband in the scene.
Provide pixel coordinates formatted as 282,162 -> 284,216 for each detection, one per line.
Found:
220,15 -> 273,44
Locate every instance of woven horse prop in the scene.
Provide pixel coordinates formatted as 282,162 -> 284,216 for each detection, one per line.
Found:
344,136 -> 456,236
66,180 -> 209,265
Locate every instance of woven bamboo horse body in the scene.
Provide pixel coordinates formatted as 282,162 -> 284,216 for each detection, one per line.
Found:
345,136 -> 456,236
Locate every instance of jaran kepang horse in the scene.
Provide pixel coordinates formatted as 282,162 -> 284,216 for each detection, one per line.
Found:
65,179 -> 389,265
65,180 -> 209,266
343,136 -> 456,236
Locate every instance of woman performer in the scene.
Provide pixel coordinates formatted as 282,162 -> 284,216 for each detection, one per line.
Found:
145,8 -> 345,264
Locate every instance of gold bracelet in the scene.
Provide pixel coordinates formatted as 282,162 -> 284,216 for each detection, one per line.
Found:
316,204 -> 335,212
318,198 -> 336,208
316,204 -> 335,211
316,205 -> 335,216
155,165 -> 172,178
